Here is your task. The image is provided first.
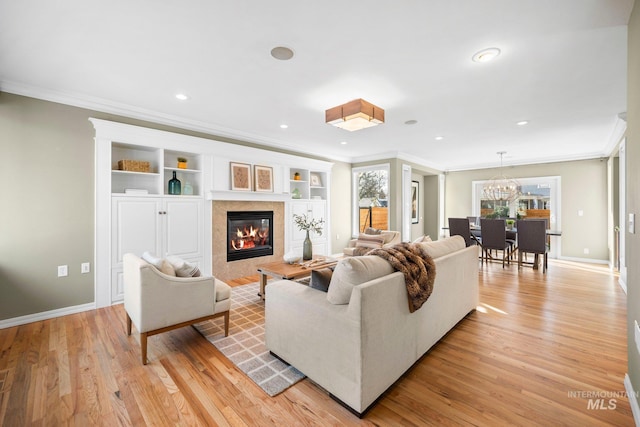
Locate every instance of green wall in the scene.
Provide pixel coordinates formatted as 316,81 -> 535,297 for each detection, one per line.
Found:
627,0 -> 640,412
0,92 -> 352,321
445,159 -> 609,260
0,93 -> 96,319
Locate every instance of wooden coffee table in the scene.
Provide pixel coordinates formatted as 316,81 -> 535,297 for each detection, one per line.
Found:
256,257 -> 340,299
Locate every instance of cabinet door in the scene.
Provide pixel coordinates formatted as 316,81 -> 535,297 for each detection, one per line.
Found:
112,197 -> 162,265
164,199 -> 203,258
308,201 -> 326,239
290,202 -> 310,242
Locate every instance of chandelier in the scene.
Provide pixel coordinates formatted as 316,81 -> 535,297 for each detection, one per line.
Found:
483,151 -> 521,202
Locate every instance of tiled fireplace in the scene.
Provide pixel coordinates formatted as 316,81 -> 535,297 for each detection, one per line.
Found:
226,210 -> 274,262
212,201 -> 285,281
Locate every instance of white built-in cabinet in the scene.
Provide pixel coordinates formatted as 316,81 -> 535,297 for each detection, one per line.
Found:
289,201 -> 328,256
92,118 -> 333,308
110,197 -> 203,302
287,167 -> 329,256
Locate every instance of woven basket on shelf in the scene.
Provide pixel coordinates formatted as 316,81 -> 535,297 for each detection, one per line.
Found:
117,160 -> 150,172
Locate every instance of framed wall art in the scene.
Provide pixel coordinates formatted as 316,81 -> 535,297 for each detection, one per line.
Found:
230,162 -> 252,191
254,165 -> 273,192
310,173 -> 322,187
411,180 -> 419,224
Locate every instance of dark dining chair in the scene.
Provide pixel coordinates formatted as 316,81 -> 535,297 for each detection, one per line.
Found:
448,217 -> 481,247
479,218 -> 512,267
516,219 -> 548,272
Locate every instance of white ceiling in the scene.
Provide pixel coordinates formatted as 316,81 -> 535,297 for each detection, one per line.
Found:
0,0 -> 633,171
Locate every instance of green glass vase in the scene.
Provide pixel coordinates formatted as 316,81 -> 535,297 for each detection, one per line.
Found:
168,171 -> 181,195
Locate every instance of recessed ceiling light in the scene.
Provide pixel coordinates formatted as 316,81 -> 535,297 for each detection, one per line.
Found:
280,124 -> 288,129
404,119 -> 418,125
271,46 -> 294,61
435,136 -> 444,141
517,120 -> 529,126
472,47 -> 501,63
340,141 -> 348,145
175,93 -> 189,101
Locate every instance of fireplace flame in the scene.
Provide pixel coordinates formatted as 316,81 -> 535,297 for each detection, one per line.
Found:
231,226 -> 268,251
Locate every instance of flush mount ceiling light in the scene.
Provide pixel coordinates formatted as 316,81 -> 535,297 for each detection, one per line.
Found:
516,120 -> 529,126
270,46 -> 294,60
325,99 -> 384,132
175,93 -> 189,101
472,47 -> 501,63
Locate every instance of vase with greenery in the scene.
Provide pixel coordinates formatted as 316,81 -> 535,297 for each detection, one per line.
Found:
293,213 -> 324,260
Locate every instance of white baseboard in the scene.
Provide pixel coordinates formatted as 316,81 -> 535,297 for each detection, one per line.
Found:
624,374 -> 640,426
557,255 -> 609,264
0,302 -> 96,329
619,277 -> 628,294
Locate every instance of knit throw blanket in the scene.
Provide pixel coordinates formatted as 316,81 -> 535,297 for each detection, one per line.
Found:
366,242 -> 436,313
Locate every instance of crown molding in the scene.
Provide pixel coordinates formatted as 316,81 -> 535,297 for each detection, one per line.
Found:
0,80 -> 353,164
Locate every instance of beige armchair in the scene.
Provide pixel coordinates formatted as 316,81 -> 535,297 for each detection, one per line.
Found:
343,230 -> 401,256
123,253 -> 231,364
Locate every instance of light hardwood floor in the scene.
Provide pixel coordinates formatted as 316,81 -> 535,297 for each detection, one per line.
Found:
0,259 -> 634,426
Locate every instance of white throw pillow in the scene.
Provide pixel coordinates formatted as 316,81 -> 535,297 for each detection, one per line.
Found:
166,255 -> 201,277
327,256 -> 394,304
419,236 -> 465,259
413,235 -> 432,243
141,252 -> 176,276
141,251 -> 162,267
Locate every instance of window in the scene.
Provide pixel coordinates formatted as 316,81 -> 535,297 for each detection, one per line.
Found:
352,164 -> 390,234
472,176 -> 561,257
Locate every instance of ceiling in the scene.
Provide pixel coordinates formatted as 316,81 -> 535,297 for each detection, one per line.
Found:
0,1 -> 633,171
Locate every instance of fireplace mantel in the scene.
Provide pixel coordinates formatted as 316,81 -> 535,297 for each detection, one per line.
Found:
206,190 -> 291,202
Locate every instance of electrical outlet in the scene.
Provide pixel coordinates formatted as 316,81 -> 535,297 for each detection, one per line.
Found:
81,262 -> 90,274
635,321 -> 640,356
57,265 -> 68,277
583,248 -> 590,255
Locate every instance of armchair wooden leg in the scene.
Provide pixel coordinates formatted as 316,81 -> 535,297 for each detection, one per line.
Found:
126,313 -> 132,336
141,332 -> 148,365
223,311 -> 230,337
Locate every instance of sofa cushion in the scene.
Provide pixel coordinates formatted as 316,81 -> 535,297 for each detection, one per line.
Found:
309,267 -> 334,292
364,227 -> 382,235
419,236 -> 465,259
355,233 -> 386,249
214,278 -> 231,302
327,256 -> 394,304
413,235 -> 433,243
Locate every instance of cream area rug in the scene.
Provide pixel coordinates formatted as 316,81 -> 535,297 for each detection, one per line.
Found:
194,282 -> 305,396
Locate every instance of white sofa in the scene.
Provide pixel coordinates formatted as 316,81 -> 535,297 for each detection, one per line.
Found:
265,236 -> 479,415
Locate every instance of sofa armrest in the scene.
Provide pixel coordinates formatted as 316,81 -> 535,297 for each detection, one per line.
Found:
265,280 -> 362,402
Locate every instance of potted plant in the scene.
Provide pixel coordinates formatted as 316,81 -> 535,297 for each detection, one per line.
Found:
506,219 -> 515,230
177,157 -> 188,169
293,213 -> 324,260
